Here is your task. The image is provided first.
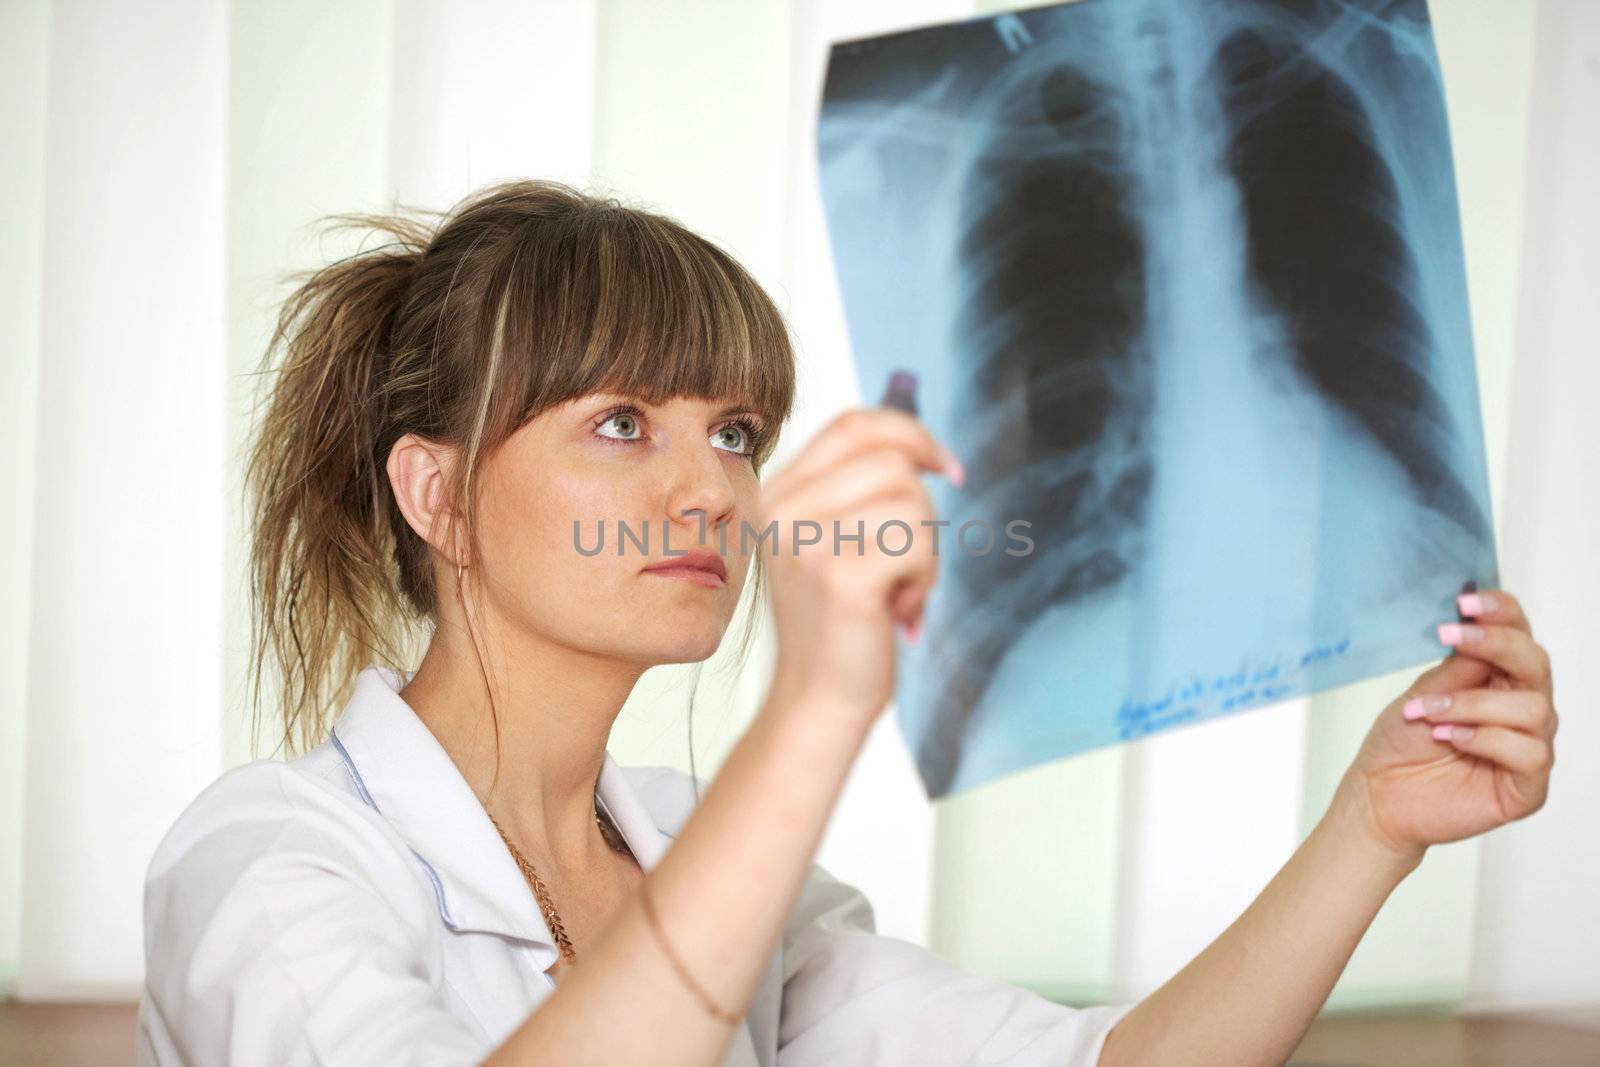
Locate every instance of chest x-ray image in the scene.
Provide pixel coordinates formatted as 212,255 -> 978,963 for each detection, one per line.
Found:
816,0 -> 1499,799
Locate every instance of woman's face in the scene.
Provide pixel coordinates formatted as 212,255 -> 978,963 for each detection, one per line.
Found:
468,391 -> 765,666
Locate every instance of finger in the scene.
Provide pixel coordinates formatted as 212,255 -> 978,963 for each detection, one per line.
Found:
1457,587 -> 1532,637
878,502 -> 938,635
765,407 -> 958,499
1400,687 -> 1556,740
1431,723 -> 1554,795
1403,650 -> 1493,698
776,448 -> 926,526
889,578 -> 921,619
785,485 -> 939,596
1436,622 -> 1553,698
891,577 -> 926,634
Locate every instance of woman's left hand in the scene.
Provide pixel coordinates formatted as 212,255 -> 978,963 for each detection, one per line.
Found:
1330,587 -> 1558,867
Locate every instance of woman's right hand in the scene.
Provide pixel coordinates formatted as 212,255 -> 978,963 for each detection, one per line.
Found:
753,405 -> 960,733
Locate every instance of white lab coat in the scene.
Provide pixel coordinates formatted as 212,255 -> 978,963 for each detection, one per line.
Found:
136,664 -> 1133,1066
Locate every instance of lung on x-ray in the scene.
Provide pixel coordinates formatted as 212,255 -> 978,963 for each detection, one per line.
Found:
815,0 -> 1499,800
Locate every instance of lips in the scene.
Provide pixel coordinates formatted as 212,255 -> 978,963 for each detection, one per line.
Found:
641,549 -> 728,585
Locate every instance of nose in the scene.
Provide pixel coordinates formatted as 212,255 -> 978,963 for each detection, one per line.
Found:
662,441 -> 738,548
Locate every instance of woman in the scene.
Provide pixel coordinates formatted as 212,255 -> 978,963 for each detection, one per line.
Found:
135,178 -> 1558,1067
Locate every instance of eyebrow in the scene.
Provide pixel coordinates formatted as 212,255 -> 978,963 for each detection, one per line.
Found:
594,394 -> 763,422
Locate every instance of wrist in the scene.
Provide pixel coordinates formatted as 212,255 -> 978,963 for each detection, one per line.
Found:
762,665 -> 878,753
770,655 -> 881,720
1322,777 -> 1426,882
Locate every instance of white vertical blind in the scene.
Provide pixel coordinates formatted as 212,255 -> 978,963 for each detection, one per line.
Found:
15,0 -> 229,999
223,0 -> 398,768
1465,0 -> 1600,1009
0,0 -> 51,1004
390,0 -> 597,204
0,0 -> 52,1002
2,0 -> 1593,1012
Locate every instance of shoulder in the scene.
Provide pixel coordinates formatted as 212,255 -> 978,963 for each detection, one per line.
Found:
145,753 -> 384,870
136,757 -> 490,1064
141,754 -> 434,941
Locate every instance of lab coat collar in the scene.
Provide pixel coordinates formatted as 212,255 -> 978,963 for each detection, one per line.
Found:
323,664 -> 672,955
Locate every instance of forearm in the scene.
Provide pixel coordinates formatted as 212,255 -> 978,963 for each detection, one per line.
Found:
487,676 -> 870,1066
1098,798 -> 1423,1067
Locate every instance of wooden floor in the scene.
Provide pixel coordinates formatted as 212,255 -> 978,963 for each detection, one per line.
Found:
3,999 -> 1598,1065
1290,1005 -> 1600,1066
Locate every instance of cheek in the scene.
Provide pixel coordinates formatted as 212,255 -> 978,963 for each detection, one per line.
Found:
500,469 -> 633,578
472,460 -> 628,607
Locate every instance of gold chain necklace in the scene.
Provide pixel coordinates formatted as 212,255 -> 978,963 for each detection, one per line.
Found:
487,799 -> 632,965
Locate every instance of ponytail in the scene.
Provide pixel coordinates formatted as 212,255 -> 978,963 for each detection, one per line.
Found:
243,211 -> 433,758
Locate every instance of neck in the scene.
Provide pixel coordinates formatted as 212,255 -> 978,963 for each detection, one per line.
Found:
399,619 -> 645,870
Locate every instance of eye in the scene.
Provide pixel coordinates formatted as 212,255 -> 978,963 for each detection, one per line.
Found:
712,416 -> 765,458
594,405 -> 646,443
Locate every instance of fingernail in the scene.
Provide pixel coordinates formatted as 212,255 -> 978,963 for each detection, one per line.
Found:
901,618 -> 921,644
1433,723 -> 1475,742
1437,623 -> 1484,646
1457,591 -> 1498,617
1403,694 -> 1453,720
942,452 -> 965,488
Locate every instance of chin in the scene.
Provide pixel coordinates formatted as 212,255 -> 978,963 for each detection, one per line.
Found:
641,627 -> 728,666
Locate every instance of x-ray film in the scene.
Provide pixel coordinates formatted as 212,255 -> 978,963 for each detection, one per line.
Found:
815,0 -> 1499,799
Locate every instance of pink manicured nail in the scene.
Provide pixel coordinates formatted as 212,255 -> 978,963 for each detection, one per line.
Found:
1433,723 -> 1475,742
901,618 -> 922,645
1403,694 -> 1452,720
943,453 -> 966,488
1437,623 -> 1484,646
1457,591 -> 1498,617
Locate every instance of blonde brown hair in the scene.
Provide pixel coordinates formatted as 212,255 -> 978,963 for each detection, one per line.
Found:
244,178 -> 796,787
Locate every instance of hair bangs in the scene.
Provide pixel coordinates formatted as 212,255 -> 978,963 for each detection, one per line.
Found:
487,210 -> 796,469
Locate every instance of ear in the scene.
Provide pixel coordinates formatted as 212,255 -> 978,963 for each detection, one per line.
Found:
387,433 -> 463,563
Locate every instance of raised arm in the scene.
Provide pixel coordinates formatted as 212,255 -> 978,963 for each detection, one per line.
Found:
487,405 -> 960,1065
1098,588 -> 1557,1066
